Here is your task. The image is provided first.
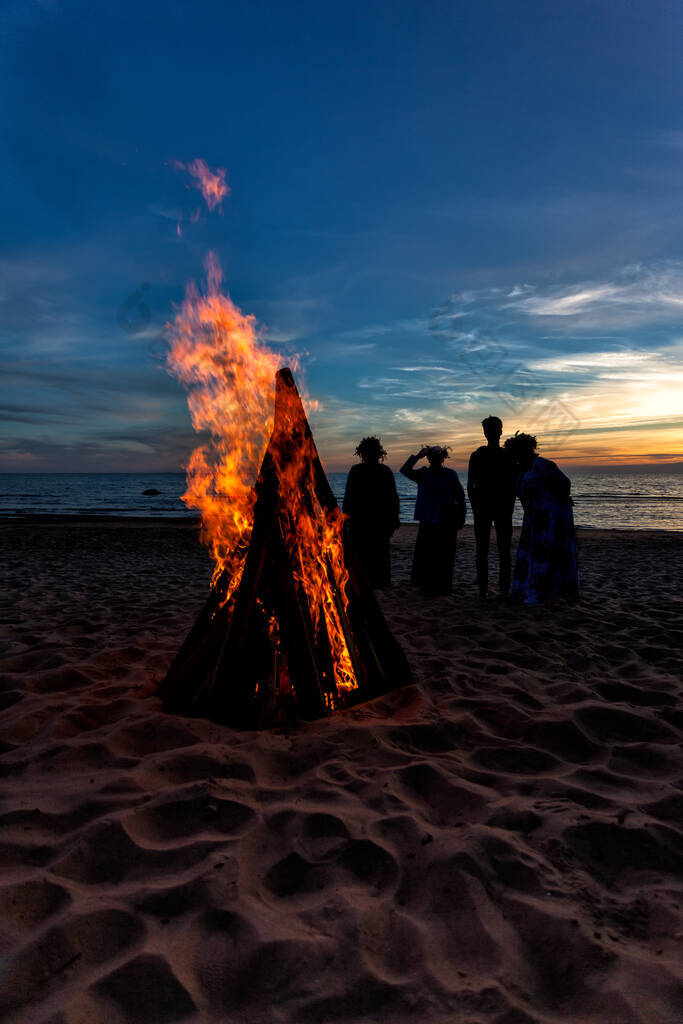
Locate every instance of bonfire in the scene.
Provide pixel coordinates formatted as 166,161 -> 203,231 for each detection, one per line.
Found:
161,241 -> 410,727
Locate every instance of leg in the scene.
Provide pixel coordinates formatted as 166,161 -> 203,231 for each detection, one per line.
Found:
439,528 -> 457,595
494,510 -> 513,594
411,524 -> 429,587
352,527 -> 392,588
474,511 -> 493,596
374,533 -> 392,588
423,524 -> 455,595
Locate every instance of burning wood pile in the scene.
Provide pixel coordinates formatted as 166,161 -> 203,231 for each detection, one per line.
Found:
160,367 -> 411,727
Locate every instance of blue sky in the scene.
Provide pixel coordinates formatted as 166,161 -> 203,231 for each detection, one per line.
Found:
1,0 -> 682,472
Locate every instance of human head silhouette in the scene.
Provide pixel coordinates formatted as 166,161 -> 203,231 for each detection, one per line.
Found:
425,445 -> 450,468
354,436 -> 387,464
504,431 -> 538,469
482,416 -> 503,443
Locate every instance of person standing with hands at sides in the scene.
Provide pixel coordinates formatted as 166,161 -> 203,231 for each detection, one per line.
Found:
468,416 -> 516,599
343,437 -> 400,588
400,445 -> 466,595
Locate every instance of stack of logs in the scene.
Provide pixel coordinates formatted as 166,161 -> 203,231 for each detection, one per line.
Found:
159,368 -> 411,728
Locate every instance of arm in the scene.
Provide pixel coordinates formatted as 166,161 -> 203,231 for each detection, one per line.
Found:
342,465 -> 357,516
455,477 -> 467,530
387,468 -> 401,532
399,449 -> 426,483
514,469 -> 526,502
548,463 -> 572,501
466,451 -> 479,505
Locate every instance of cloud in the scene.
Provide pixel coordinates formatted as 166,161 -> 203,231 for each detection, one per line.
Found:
528,351 -> 652,374
391,408 -> 432,425
318,341 -> 377,358
0,425 -> 198,471
506,284 -> 534,298
334,324 -> 394,341
517,285 -> 622,316
326,275 -> 683,466
505,262 -> 683,326
395,364 -> 458,373
261,327 -> 301,345
307,389 -> 477,470
0,402 -> 77,425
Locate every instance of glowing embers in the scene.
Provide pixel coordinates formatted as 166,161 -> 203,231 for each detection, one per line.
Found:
160,369 -> 411,728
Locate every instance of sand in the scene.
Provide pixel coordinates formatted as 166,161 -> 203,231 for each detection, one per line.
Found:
0,518 -> 682,1024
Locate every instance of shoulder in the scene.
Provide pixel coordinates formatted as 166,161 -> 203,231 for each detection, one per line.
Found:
531,457 -> 561,480
469,446 -> 487,459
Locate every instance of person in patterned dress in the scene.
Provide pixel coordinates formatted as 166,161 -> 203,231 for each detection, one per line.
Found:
503,432 -> 579,605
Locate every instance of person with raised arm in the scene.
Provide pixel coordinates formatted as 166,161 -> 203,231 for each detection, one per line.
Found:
468,416 -> 516,599
400,445 -> 466,595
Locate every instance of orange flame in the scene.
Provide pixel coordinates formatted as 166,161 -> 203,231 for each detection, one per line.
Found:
175,158 -> 229,211
166,252 -> 280,593
166,253 -> 357,707
269,384 -> 357,698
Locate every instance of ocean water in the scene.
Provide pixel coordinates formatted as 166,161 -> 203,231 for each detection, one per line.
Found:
1,468 -> 682,530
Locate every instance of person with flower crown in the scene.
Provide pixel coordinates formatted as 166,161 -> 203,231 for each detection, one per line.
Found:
343,436 -> 400,587
504,432 -> 579,605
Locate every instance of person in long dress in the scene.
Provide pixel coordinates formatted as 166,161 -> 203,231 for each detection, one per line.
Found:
400,445 -> 466,595
503,432 -> 579,605
343,436 -> 400,587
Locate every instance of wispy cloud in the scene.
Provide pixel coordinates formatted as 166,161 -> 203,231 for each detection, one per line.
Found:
528,351 -> 652,374
318,341 -> 377,358
516,285 -> 622,316
505,262 -> 683,326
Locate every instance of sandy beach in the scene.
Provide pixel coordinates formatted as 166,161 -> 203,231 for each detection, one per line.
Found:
0,518 -> 682,1024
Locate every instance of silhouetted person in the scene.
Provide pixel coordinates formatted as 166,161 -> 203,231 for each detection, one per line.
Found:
504,432 -> 579,605
400,445 -> 466,595
343,436 -> 400,587
468,415 -> 516,598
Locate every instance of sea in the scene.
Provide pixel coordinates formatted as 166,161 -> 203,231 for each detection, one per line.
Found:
1,469 -> 682,531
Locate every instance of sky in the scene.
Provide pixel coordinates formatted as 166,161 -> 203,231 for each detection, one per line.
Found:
1,0 -> 682,473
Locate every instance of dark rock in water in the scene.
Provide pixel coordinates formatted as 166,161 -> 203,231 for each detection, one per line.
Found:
142,488 -> 162,496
